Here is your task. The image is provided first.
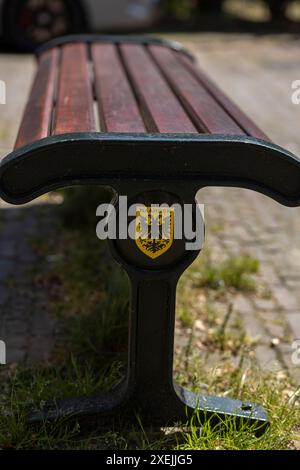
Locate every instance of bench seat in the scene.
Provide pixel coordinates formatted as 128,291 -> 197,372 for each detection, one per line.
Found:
15,36 -> 268,144
0,35 -> 300,207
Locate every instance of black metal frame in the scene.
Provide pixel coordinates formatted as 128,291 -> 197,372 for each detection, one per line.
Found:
1,133 -> 300,206
36,34 -> 195,61
2,34 -> 300,433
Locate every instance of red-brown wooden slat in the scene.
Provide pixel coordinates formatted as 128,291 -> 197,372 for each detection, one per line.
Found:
120,44 -> 197,134
15,48 -> 58,149
53,43 -> 96,135
149,45 -> 245,135
92,43 -> 146,133
179,53 -> 269,141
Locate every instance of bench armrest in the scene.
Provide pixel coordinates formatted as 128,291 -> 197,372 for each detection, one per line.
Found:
1,133 -> 300,206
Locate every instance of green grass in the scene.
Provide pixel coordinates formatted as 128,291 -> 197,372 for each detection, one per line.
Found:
176,253 -> 259,353
1,357 -> 299,450
0,360 -> 123,450
1,188 -> 299,450
192,254 -> 260,291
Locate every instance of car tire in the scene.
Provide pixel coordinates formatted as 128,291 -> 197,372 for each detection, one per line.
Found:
198,0 -> 223,13
2,0 -> 87,51
268,0 -> 288,20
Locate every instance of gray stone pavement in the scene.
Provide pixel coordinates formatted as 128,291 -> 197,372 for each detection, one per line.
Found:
0,34 -> 300,382
0,202 -> 56,365
181,33 -> 300,383
200,187 -> 300,382
0,53 -> 56,365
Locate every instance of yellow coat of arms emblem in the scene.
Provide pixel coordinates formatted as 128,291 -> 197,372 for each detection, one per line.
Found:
135,206 -> 174,259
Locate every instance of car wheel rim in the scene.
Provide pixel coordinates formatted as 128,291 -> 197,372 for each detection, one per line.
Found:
15,0 -> 71,44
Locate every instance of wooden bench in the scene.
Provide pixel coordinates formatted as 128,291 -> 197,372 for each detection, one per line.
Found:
1,35 -> 300,431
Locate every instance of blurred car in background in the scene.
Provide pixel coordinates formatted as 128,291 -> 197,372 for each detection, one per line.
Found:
0,0 -> 161,51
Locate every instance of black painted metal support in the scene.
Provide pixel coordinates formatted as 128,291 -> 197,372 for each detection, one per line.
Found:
123,273 -> 269,431
28,190 -> 269,433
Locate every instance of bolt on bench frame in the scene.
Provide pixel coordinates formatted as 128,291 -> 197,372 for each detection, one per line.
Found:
1,35 -> 300,432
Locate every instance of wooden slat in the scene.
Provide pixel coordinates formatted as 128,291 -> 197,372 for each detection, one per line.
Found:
53,44 -> 95,135
149,45 -> 245,135
15,48 -> 58,149
92,44 -> 146,133
120,44 -> 197,134
179,53 -> 269,141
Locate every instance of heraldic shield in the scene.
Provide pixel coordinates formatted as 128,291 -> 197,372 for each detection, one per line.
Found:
135,206 -> 174,259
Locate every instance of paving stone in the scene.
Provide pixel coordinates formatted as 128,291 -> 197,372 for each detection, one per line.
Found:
265,324 -> 286,342
229,225 -> 254,243
272,287 -> 300,311
0,237 -> 17,258
282,279 -> 300,291
257,264 -> 282,286
255,345 -> 280,372
0,285 -> 6,306
5,334 -> 28,350
285,313 -> 300,340
234,295 -> 265,340
277,343 -> 300,384
0,260 -> 13,282
253,297 -> 278,311
18,252 -> 37,263
26,335 -> 55,365
0,200 -> 56,366
31,307 -> 56,337
6,349 -> 26,364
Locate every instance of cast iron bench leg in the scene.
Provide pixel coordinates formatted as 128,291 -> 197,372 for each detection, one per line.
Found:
125,274 -> 269,434
28,190 -> 269,434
